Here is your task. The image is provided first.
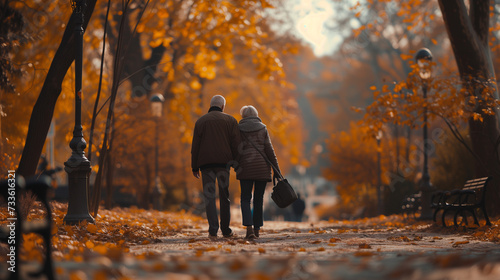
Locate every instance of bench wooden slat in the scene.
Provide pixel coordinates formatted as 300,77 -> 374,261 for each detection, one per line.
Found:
432,176 -> 492,227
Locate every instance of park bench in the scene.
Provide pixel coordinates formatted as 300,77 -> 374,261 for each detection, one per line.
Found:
431,177 -> 492,227
1,175 -> 55,280
401,193 -> 421,218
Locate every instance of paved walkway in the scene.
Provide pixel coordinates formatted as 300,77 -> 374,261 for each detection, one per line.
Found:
7,218 -> 500,279
127,219 -> 500,279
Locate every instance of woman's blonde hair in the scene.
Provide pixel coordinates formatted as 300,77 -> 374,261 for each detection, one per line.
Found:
240,105 -> 258,118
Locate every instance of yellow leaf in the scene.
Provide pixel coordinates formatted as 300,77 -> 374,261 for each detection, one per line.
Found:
93,270 -> 108,280
69,271 -> 86,280
359,243 -> 372,249
432,39 -> 438,45
355,251 -> 375,257
85,240 -> 95,249
93,245 -> 108,255
87,224 -> 98,234
260,0 -> 274,8
190,80 -> 202,90
453,241 -> 469,246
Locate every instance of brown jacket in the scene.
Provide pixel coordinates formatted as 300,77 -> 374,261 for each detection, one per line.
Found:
236,117 -> 280,181
191,107 -> 240,171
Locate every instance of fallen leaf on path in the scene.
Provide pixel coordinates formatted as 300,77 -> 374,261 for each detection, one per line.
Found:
246,272 -> 272,280
354,251 -> 374,257
358,243 -> 371,249
388,235 -> 410,242
87,224 -> 98,234
229,258 -> 246,271
69,271 -> 87,280
452,241 -> 469,247
85,240 -> 94,249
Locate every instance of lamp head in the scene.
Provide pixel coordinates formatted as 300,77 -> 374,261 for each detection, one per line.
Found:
415,48 -> 433,80
150,93 -> 165,117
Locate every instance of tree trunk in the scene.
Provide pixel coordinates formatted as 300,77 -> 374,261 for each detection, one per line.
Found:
105,149 -> 114,209
17,0 -> 98,178
107,2 -> 166,98
438,0 -> 500,214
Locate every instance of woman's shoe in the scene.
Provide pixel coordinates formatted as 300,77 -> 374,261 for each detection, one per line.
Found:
254,227 -> 260,238
245,226 -> 256,240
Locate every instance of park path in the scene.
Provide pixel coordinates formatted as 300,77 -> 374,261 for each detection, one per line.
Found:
126,218 -> 500,279
8,215 -> 500,280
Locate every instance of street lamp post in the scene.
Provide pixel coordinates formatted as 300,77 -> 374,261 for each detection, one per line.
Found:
150,93 -> 165,210
64,0 -> 94,224
415,48 -> 434,220
375,130 -> 383,215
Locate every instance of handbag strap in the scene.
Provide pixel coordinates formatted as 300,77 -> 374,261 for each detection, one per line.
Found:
241,132 -> 284,181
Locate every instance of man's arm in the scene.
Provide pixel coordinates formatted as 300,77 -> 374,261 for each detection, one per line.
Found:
230,118 -> 241,161
191,122 -> 201,178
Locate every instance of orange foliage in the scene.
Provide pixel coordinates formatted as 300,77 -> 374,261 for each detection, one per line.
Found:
1,1 -> 306,209
323,122 -> 412,216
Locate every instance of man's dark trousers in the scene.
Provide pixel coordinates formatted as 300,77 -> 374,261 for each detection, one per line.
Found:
201,167 -> 231,236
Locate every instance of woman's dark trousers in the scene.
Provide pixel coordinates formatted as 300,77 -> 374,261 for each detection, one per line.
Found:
240,180 -> 267,230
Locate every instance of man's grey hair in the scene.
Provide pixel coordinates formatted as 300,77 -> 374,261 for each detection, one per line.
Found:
240,105 -> 258,118
210,95 -> 226,109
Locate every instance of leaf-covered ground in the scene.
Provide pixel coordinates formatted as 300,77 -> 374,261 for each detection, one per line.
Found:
2,202 -> 500,279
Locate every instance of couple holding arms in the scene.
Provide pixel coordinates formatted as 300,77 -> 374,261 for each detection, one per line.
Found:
191,95 -> 281,240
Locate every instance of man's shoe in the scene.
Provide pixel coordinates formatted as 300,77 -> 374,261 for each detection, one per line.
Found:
208,234 -> 217,240
222,230 -> 235,238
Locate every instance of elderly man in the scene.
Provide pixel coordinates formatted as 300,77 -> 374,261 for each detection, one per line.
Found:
191,95 -> 240,239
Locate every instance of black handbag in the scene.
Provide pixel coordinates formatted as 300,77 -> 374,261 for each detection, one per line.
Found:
271,176 -> 298,208
242,133 -> 298,208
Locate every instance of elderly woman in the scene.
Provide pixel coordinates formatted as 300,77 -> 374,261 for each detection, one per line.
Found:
237,105 -> 281,239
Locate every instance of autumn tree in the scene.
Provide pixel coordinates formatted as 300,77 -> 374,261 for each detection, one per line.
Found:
430,127 -> 475,191
323,122 -> 417,217
16,0 -> 98,178
438,0 -> 500,207
84,0 -> 305,211
356,0 -> 500,214
0,1 -> 25,173
1,2 -> 73,175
